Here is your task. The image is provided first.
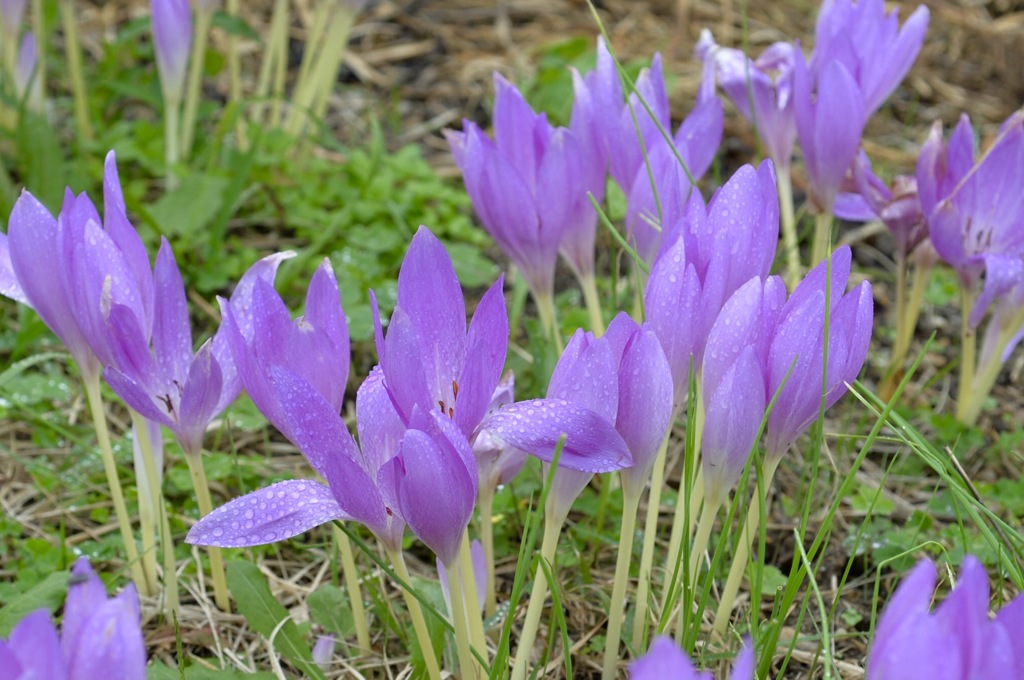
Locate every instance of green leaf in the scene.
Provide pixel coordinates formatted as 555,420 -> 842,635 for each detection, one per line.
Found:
0,572 -> 69,636
226,561 -> 325,680
149,174 -> 228,238
16,110 -> 65,211
307,584 -> 355,638
211,11 -> 261,41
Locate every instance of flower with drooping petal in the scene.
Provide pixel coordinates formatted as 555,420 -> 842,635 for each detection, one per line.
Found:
867,555 -> 1024,679
220,257 -> 349,442
0,151 -> 154,384
812,0 -> 929,117
103,240 -> 291,455
697,29 -> 798,171
0,558 -> 147,680
446,75 -> 590,298
792,47 -> 865,215
766,245 -> 873,459
916,114 -> 975,227
701,275 -> 787,504
151,0 -> 191,102
644,161 -> 779,406
629,636 -> 754,680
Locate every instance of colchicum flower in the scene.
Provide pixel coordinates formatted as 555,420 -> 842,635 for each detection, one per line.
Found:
644,161 -> 779,406
867,555 -> 1024,678
14,32 -> 41,111
811,0 -> 929,118
697,29 -> 798,172
0,152 -> 154,384
446,75 -> 588,301
766,245 -> 873,460
151,0 -> 191,102
630,636 -> 754,680
0,558 -> 147,679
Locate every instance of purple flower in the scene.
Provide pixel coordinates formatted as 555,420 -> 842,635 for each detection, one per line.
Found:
622,72 -> 724,264
867,556 -> 1024,679
697,29 -> 798,171
766,246 -> 873,458
151,0 -> 191,101
14,32 -> 41,110
701,275 -> 787,503
0,558 -> 146,680
1,152 -> 154,383
629,636 -> 754,680
575,37 -> 671,193
916,114 -> 975,226
219,258 -> 349,442
812,0 -> 929,117
644,161 -> 779,406
792,47 -> 866,215
371,226 -> 508,441
472,372 -> 527,492
446,75 -> 590,298
930,112 -> 1024,318
103,242 -> 289,455
834,150 -> 925,258
0,0 -> 26,38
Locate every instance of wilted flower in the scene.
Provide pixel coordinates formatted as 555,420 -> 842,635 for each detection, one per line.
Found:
630,636 -> 754,680
697,29 -> 798,171
0,558 -> 147,680
835,151 -> 925,258
868,556 -> 1024,678
472,373 -> 527,493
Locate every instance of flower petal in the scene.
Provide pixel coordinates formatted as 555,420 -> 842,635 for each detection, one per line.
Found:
186,480 -> 347,547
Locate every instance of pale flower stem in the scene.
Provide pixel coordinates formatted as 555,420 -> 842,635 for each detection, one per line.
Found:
631,428 -> 672,651
776,166 -> 801,289
164,96 -> 181,192
479,486 -> 497,616
285,1 -> 333,136
962,306 -> 1024,426
713,457 -> 780,636
659,396 -> 705,634
956,286 -> 978,423
130,410 -> 178,616
601,487 -> 642,680
459,528 -> 489,661
388,549 -> 443,680
83,375 -> 151,595
60,1 -> 93,140
446,556 -> 481,679
579,273 -> 606,336
309,10 -> 357,126
811,211 -> 833,268
891,253 -> 910,370
510,515 -> 562,680
674,492 -> 722,642
903,263 -> 930,356
225,0 -> 246,148
534,290 -> 563,352
184,451 -> 231,612
181,7 -> 213,161
329,525 -> 371,650
253,0 -> 288,127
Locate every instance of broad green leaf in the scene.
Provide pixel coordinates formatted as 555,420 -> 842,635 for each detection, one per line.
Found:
0,572 -> 69,636
307,584 -> 355,639
149,174 -> 228,238
226,561 -> 325,680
